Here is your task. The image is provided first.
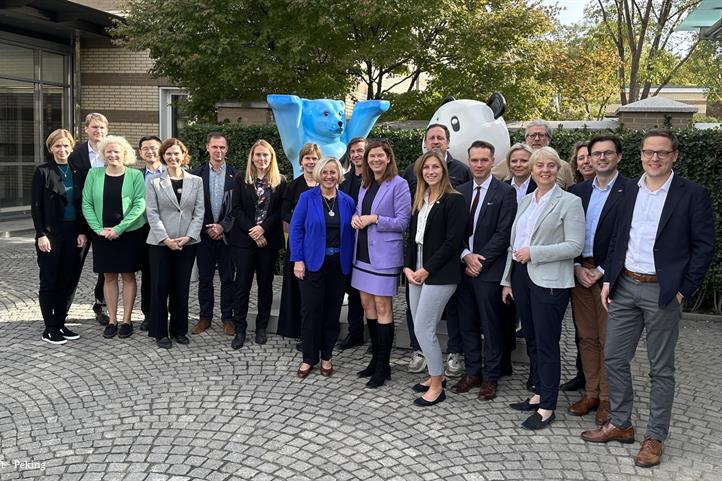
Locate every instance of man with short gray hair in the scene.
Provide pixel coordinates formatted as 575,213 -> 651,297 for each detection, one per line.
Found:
523,120 -> 575,189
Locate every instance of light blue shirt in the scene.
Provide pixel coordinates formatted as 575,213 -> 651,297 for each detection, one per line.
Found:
144,163 -> 165,184
582,173 -> 618,258
209,162 -> 226,222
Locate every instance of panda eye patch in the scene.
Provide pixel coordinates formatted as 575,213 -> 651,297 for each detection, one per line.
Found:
451,116 -> 460,132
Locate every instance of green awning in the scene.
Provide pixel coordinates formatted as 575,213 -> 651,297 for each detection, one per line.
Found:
677,0 -> 722,35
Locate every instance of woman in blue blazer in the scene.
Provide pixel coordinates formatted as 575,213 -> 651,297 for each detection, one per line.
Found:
290,157 -> 356,378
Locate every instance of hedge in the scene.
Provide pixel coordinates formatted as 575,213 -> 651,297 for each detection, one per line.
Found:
181,123 -> 722,314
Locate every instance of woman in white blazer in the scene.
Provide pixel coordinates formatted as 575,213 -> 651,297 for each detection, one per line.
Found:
501,146 -> 585,430
145,138 -> 204,349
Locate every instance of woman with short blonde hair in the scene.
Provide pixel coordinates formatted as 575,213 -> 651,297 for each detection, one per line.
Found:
82,135 -> 146,340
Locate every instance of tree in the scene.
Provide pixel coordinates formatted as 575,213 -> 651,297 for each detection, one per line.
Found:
594,0 -> 702,104
550,26 -> 619,120
114,0 -> 357,119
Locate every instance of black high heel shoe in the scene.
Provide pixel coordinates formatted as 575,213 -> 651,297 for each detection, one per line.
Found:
414,389 -> 446,407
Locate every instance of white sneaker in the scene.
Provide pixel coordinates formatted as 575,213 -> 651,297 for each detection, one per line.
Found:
444,352 -> 464,377
408,350 -> 427,373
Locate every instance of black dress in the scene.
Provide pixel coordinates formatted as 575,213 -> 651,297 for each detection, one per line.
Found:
276,175 -> 314,338
92,174 -> 143,274
355,179 -> 380,264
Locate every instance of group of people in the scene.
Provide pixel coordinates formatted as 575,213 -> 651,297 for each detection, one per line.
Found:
31,114 -> 714,469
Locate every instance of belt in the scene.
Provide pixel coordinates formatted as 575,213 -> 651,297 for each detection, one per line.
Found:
623,269 -> 657,283
325,247 -> 340,256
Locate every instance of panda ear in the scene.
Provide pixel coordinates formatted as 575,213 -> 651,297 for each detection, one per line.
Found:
440,95 -> 455,106
487,92 -> 506,119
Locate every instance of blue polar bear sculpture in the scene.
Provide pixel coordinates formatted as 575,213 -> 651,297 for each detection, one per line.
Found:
267,94 -> 390,178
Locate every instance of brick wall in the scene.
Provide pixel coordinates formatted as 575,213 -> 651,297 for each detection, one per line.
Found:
78,38 -> 173,146
618,112 -> 694,130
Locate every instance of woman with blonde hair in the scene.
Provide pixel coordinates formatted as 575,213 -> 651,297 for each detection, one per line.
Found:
32,129 -> 89,344
277,143 -> 321,344
290,157 -> 356,377
403,150 -> 466,405
82,135 -> 146,339
227,139 -> 287,350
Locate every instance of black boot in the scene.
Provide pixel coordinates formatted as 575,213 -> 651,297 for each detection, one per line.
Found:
366,323 -> 393,388
357,319 -> 378,377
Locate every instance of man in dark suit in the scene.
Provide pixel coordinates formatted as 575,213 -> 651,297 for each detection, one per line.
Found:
190,133 -> 237,336
402,124 -> 471,376
452,140 -> 516,400
582,130 -> 715,469
67,112 -> 109,325
567,134 -> 630,426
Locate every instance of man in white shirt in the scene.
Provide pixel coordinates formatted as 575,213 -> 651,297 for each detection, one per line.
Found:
581,130 -> 715,468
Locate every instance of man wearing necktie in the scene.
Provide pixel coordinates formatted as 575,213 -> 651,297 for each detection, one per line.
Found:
452,140 -> 517,400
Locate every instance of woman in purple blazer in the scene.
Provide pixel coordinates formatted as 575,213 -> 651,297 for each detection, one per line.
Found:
351,140 -> 412,388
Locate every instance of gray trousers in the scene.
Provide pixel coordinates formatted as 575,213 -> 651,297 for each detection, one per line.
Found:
408,280 -> 457,377
605,274 -> 682,441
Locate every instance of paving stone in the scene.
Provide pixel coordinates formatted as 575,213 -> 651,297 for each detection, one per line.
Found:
1,236 -> 721,480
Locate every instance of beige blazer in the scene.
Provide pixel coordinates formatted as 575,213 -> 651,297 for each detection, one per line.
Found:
145,172 -> 205,245
501,184 -> 585,289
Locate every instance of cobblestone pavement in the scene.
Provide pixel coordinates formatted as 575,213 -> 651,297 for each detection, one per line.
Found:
1,236 -> 721,481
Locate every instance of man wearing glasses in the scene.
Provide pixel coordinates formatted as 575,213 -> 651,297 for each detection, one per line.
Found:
524,120 -> 575,189
138,135 -> 165,331
581,129 -> 714,468
567,134 -> 630,426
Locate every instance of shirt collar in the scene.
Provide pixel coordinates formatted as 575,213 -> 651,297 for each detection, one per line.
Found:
210,161 -> 226,174
512,176 -> 530,189
533,184 -> 556,205
474,175 -> 493,191
88,143 -> 97,155
638,170 -> 674,194
592,172 -> 618,191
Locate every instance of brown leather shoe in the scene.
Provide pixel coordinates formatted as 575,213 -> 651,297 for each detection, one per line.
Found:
568,395 -> 600,416
477,380 -> 498,400
581,422 -> 635,444
222,319 -> 235,336
635,436 -> 663,468
297,363 -> 313,379
191,319 -> 211,335
595,400 -> 611,426
450,375 -> 482,394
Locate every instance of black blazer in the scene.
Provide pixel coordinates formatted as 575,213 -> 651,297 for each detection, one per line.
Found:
458,177 -> 517,282
225,174 -> 287,250
191,162 -> 237,233
505,177 -> 537,196
281,175 -> 314,224
569,174 -> 631,273
68,141 -> 92,172
605,174 -> 715,307
404,192 -> 466,285
31,159 -> 89,239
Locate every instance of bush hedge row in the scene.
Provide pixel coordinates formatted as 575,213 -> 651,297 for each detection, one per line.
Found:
181,123 -> 722,314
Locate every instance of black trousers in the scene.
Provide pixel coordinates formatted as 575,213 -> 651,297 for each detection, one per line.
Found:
37,222 -> 84,331
300,254 -> 345,364
196,236 -> 235,322
139,224 -> 151,318
499,297 -> 517,371
148,244 -> 197,339
345,278 -> 364,339
232,245 -> 278,334
405,291 -> 421,350
511,262 -> 570,410
457,275 -> 503,379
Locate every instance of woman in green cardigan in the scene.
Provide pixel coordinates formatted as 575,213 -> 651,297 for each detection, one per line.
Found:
82,135 -> 146,340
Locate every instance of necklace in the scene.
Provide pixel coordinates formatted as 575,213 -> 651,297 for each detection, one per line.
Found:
57,164 -> 70,180
323,195 -> 336,216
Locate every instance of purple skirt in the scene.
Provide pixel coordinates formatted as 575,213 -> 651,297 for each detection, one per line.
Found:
351,260 -> 400,297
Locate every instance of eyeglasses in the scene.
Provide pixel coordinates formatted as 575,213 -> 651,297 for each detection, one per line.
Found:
525,133 -> 549,139
641,149 -> 675,160
590,150 -> 618,160
140,147 -> 159,152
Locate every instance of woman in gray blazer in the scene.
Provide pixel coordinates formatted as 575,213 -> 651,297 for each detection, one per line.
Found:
145,138 -> 204,349
501,146 -> 585,430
